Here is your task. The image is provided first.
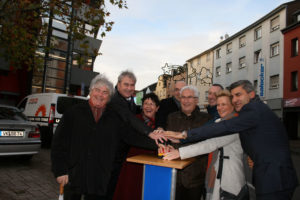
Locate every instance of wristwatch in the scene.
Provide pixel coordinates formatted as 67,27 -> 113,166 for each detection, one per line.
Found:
181,130 -> 187,139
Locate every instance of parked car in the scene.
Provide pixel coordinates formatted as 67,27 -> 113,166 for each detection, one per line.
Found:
17,93 -> 88,148
0,104 -> 41,159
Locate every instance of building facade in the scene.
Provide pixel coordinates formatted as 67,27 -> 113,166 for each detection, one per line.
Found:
212,1 -> 300,118
33,2 -> 100,95
186,49 -> 213,110
0,1 -> 101,105
282,15 -> 300,139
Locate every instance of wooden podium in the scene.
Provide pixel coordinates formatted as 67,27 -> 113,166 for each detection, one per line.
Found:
127,154 -> 195,200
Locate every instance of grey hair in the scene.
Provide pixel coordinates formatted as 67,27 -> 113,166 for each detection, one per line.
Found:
89,74 -> 115,98
180,85 -> 199,98
229,80 -> 255,93
117,70 -> 137,84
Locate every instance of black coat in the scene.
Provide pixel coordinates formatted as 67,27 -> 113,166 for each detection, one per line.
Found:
109,91 -> 152,135
156,97 -> 180,129
185,97 -> 298,194
51,101 -> 156,196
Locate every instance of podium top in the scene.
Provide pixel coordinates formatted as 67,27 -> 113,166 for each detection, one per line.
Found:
126,154 -> 195,169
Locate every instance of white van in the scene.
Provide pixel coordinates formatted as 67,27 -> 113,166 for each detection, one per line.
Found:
17,93 -> 88,147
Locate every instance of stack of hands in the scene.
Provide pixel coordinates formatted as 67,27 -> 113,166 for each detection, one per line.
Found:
148,130 -> 186,161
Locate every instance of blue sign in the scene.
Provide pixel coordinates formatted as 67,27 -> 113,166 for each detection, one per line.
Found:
258,58 -> 265,98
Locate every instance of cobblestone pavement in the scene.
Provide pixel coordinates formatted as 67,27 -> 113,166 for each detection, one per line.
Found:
0,141 -> 300,200
0,149 -> 59,200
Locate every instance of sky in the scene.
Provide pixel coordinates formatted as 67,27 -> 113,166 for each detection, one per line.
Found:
94,0 -> 291,90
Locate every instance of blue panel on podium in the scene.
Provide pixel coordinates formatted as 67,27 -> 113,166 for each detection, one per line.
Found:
143,164 -> 172,200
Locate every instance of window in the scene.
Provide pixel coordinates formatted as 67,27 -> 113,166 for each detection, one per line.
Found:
270,75 -> 279,89
206,53 -> 210,61
270,42 -> 279,57
292,38 -> 298,57
226,43 -> 232,54
254,50 -> 261,64
254,26 -> 262,40
216,48 -> 221,59
197,57 -> 201,65
298,14 -> 300,22
291,71 -> 298,91
239,36 -> 246,48
253,80 -> 258,93
226,62 -> 232,73
216,66 -> 221,77
239,57 -> 246,68
205,91 -> 209,101
270,16 -> 280,32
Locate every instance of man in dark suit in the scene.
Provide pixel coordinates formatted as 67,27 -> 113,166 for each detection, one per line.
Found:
107,70 -> 163,199
156,80 -> 186,129
164,80 -> 298,200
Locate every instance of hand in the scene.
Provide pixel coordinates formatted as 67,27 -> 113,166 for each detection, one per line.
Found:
56,175 -> 69,186
149,130 -> 167,145
163,148 -> 180,160
163,131 -> 185,139
158,144 -> 174,156
248,156 -> 254,169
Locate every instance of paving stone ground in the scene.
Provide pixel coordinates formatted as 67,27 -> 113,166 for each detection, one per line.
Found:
0,149 -> 59,200
0,141 -> 300,200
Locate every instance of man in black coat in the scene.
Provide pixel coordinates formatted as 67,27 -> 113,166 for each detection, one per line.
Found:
106,70 -> 164,199
156,80 -> 186,129
51,74 -> 157,200
164,80 -> 298,200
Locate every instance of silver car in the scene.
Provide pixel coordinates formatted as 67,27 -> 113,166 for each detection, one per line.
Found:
0,104 -> 41,159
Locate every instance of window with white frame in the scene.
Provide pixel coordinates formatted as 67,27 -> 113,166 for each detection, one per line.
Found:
253,80 -> 258,93
270,42 -> 279,57
239,36 -> 246,48
254,26 -> 262,40
206,53 -> 210,61
226,62 -> 232,73
291,71 -> 298,91
216,48 -> 221,59
270,16 -> 280,32
292,38 -> 298,57
270,75 -> 279,89
239,57 -> 246,68
216,66 -> 221,76
254,50 -> 261,64
226,43 -> 232,54
197,57 -> 201,65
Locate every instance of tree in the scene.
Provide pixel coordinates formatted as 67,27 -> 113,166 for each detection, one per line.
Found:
0,0 -> 127,70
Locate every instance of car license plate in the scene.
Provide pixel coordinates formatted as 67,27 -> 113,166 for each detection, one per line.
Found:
0,130 -> 24,137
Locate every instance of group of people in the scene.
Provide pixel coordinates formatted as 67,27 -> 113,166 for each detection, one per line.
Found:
51,70 -> 298,200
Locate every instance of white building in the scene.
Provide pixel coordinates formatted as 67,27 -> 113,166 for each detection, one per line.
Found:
212,1 -> 300,117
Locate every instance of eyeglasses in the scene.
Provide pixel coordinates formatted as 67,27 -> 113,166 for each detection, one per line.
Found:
180,96 -> 197,100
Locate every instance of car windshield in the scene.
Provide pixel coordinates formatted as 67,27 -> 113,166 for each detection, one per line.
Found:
0,107 -> 28,121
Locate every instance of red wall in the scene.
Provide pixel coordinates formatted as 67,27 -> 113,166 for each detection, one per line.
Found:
283,25 -> 300,99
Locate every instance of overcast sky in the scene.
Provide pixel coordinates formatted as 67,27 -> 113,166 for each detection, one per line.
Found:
94,0 -> 290,90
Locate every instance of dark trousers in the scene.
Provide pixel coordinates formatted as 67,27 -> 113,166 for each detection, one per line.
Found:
63,185 -> 109,200
256,188 -> 295,200
175,184 -> 205,200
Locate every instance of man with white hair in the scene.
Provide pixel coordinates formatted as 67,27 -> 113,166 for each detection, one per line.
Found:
51,74 -> 157,200
165,85 -> 211,200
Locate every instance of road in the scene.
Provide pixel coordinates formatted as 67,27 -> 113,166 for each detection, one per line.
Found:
0,148 -> 300,200
0,149 -> 58,200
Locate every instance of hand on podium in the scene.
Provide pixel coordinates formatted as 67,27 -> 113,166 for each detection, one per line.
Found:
163,148 -> 180,161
